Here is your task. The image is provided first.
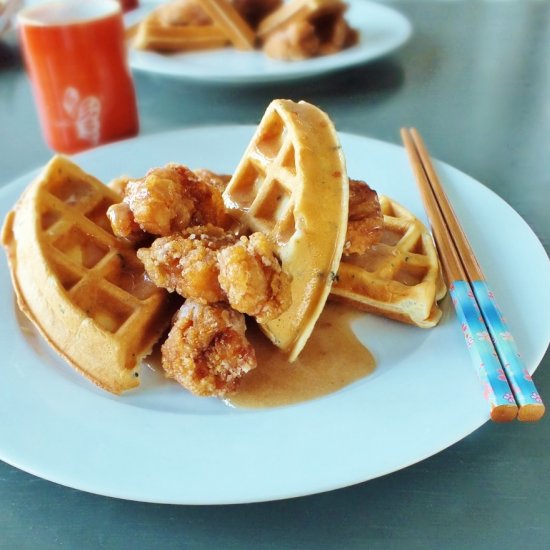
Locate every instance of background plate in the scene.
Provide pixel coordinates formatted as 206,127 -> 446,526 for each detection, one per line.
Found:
126,1 -> 412,83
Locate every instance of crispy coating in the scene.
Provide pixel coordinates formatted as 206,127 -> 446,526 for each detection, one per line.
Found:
192,169 -> 231,194
138,226 -> 291,321
232,0 -> 283,29
262,20 -> 320,61
138,225 -> 237,304
107,175 -> 131,196
262,8 -> 358,61
316,13 -> 358,55
218,232 -> 291,322
107,164 -> 227,240
162,299 -> 257,397
344,179 -> 383,255
157,0 -> 212,26
106,202 -> 141,240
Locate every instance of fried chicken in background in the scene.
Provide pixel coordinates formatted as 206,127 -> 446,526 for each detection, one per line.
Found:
261,8 -> 358,61
162,299 -> 257,396
232,0 -> 283,29
262,20 -> 320,61
316,10 -> 358,55
157,0 -> 212,26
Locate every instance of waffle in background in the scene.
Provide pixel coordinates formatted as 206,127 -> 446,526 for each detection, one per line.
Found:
131,0 -> 358,60
133,11 -> 229,51
1,156 -> 176,394
132,0 -> 230,51
332,195 -> 447,328
132,0 -> 254,52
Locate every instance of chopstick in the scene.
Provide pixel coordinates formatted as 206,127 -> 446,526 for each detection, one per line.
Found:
401,127 -> 545,422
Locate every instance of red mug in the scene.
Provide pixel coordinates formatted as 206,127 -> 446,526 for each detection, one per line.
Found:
18,0 -> 139,154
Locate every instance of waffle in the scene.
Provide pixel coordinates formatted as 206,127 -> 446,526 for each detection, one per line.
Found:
1,156 -> 175,394
195,0 -> 255,50
133,2 -> 229,52
223,99 -> 349,361
331,195 -> 446,328
257,0 -> 346,38
133,14 -> 229,51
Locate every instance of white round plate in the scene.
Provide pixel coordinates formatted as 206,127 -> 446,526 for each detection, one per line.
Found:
0,127 -> 549,504
126,0 -> 412,83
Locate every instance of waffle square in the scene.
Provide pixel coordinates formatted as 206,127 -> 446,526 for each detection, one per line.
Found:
332,195 -> 446,327
223,99 -> 349,360
2,156 -> 175,394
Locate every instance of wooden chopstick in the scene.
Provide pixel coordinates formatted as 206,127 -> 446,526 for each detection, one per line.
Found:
401,128 -> 545,422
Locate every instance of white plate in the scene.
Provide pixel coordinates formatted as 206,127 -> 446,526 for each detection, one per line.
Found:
126,0 -> 412,83
1,127 -> 549,504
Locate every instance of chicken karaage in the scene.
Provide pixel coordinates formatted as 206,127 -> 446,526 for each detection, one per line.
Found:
107,164 -> 227,240
138,225 -> 291,322
218,232 -> 291,322
344,179 -> 383,255
137,224 -> 237,304
161,299 -> 257,396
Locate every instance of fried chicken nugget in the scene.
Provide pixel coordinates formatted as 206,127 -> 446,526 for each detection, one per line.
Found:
262,20 -> 320,61
232,0 -> 282,29
137,225 -> 237,304
138,226 -> 291,321
107,164 -> 227,240
157,0 -> 212,26
218,232 -> 291,322
162,299 -> 257,397
344,179 -> 383,255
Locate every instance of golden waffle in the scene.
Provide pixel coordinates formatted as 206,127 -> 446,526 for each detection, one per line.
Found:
195,0 -> 255,50
1,156 -> 175,394
331,195 -> 447,328
223,99 -> 349,361
257,0 -> 345,38
133,14 -> 229,51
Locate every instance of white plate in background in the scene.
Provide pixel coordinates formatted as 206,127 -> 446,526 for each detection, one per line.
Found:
126,1 -> 412,83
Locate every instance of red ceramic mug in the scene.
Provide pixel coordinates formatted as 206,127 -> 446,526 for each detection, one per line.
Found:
18,0 -> 139,154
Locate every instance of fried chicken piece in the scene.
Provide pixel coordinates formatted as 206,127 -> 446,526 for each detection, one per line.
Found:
138,225 -> 237,304
316,12 -> 359,55
218,232 -> 291,322
192,169 -> 231,194
162,299 -> 257,397
108,175 -> 131,196
107,202 -> 142,240
262,20 -> 320,61
157,0 -> 212,26
139,226 -> 291,321
232,0 -> 282,29
191,168 -> 239,230
344,179 -> 383,255
262,5 -> 358,61
107,164 -> 227,240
